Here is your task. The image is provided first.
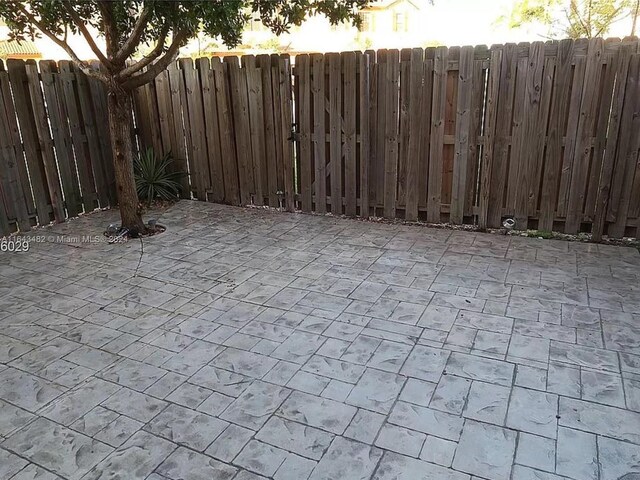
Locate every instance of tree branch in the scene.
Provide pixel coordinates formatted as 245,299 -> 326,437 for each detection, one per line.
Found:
122,30 -> 187,90
115,5 -> 153,63
15,4 -> 110,84
117,22 -> 171,80
96,0 -> 118,57
61,0 -> 113,70
594,4 -> 627,37
568,0 -> 590,36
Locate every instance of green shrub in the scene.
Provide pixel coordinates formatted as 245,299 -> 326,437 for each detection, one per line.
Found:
134,148 -> 183,204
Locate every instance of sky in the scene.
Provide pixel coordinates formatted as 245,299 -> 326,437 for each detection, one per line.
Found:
2,0 -> 637,60
422,0 -> 636,46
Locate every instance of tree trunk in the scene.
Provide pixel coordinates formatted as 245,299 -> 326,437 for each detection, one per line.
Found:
107,89 -> 147,235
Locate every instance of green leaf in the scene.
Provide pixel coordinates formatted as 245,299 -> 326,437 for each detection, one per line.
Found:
134,147 -> 183,203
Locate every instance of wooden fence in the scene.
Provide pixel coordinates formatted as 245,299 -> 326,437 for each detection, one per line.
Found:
1,37 -> 639,239
137,37 -> 640,239
0,59 -> 115,235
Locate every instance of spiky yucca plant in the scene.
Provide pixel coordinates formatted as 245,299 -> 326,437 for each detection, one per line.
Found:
134,148 -> 183,205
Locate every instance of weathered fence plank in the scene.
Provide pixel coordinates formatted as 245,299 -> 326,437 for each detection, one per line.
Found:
311,53 -> 326,214
25,61 -> 65,222
359,51 -> 371,218
450,45 -> 473,224
58,62 -> 98,210
397,48 -> 411,209
166,62 -> 190,198
404,48 -> 424,222
343,51 -> 357,217
197,57 -> 224,203
296,55 -> 312,212
427,46 -> 448,223
40,60 -> 83,218
87,61 -> 115,205
478,47 -> 502,229
514,42 -> 544,229
328,52 -> 342,215
7,60 -> 53,226
279,56 -> 295,212
180,58 -> 209,200
211,58 -> 239,205
609,53 -> 640,238
383,49 -> 400,219
557,44 -> 587,217
243,55 -> 267,206
0,61 -> 32,231
566,38 -> 604,233
539,39 -> 574,232
487,43 -> 516,228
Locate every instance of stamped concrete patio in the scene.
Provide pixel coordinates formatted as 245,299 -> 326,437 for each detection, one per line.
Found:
1,201 -> 640,480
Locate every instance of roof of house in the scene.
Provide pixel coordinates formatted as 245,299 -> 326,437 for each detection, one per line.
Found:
0,39 -> 42,59
361,0 -> 422,12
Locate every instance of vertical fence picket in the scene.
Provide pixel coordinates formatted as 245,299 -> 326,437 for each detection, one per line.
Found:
539,39 -> 574,232
40,60 -> 82,218
374,49 -> 387,215
427,46 -> 448,223
0,60 -> 32,231
557,40 -> 588,217
24,61 -> 65,222
397,48 -> 411,210
271,55 -> 285,205
166,62 -> 190,198
297,54 -> 313,212
244,55 -> 267,207
608,54 -> 640,238
359,51 -> 371,219
506,47 -> 529,225
182,58 -> 211,201
212,58 -> 240,205
478,47 -> 502,229
58,61 -> 99,211
451,45 -> 473,224
197,57 -> 224,203
279,55 -> 295,212
404,48 -> 424,222
487,44 -> 516,227
591,39 -> 630,238
515,42 -> 544,229
81,67 -> 114,208
328,53 -> 342,215
585,40 -> 619,222
383,49 -> 400,219
343,51 -> 357,217
465,46 -> 487,215
565,38 -> 604,233
7,60 -> 53,224
154,68 -> 175,156
418,50 -> 434,216
532,55 -> 555,222
258,54 -> 278,208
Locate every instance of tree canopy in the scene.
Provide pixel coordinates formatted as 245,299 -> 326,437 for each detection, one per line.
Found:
500,0 -> 639,38
0,0 -> 367,89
